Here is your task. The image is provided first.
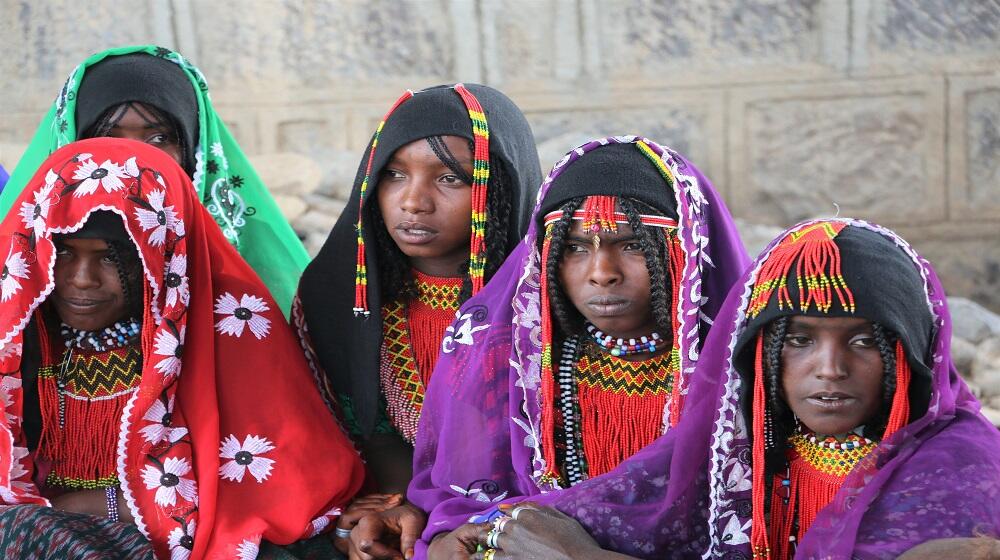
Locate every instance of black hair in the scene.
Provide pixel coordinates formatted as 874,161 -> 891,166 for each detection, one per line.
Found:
369,136 -> 512,304
543,196 -> 675,344
106,239 -> 145,320
762,316 -> 900,474
80,101 -> 192,175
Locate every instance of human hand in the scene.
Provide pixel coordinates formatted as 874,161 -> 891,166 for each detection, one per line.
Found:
468,502 -> 606,560
425,523 -> 484,560
350,501 -> 427,560
333,493 -> 405,555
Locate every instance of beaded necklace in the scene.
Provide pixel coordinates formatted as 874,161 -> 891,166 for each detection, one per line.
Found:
585,322 -> 662,356
60,318 -> 142,352
380,271 -> 462,443
556,336 -> 675,486
768,429 -> 879,559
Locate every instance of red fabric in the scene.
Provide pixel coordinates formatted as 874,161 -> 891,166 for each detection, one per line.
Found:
0,138 -> 364,558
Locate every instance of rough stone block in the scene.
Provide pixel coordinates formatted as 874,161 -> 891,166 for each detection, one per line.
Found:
855,0 -> 1000,73
729,80 -> 946,226
591,0 -> 830,82
907,232 -> 1000,313
188,0 -> 456,92
947,75 -> 1000,220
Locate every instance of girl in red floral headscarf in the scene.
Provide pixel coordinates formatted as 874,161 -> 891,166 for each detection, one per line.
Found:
0,137 -> 364,559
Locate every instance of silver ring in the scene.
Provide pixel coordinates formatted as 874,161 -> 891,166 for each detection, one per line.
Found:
493,515 -> 511,533
510,505 -> 529,520
486,528 -> 501,549
334,527 -> 352,539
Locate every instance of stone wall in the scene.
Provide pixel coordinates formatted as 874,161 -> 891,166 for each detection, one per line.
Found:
1,0 -> 998,309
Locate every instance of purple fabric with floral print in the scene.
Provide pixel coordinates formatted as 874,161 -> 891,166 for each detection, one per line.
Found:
522,219 -> 1000,559
407,136 -> 750,557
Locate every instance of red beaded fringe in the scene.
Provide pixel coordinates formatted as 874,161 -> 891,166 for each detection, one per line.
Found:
453,84 -> 491,295
768,456 -> 844,560
666,231 -> 685,428
577,380 -> 668,477
539,225 -> 560,483
883,341 -> 911,439
353,90 -> 415,315
581,196 -> 618,233
748,222 -> 856,319
407,273 -> 463,386
750,334 -> 771,559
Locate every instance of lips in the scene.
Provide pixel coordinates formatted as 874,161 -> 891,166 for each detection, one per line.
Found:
56,295 -> 109,313
584,295 -> 631,316
805,391 -> 857,409
393,221 -> 439,245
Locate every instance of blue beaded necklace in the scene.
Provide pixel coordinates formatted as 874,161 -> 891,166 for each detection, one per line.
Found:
585,323 -> 661,356
60,318 -> 142,352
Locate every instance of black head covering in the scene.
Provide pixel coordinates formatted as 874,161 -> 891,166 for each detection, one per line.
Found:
61,210 -> 131,242
298,83 -> 542,436
537,142 -> 680,223
76,53 -> 199,175
734,224 -> 936,427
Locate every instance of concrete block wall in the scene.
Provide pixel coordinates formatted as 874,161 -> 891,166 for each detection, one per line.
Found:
1,0 -> 998,308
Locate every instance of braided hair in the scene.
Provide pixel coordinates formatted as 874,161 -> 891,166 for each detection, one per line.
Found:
106,240 -> 145,321
370,136 -> 512,304
544,196 -> 675,344
80,101 -> 192,175
762,317 -> 900,473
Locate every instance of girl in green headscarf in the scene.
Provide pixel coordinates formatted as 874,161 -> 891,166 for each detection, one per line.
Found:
0,45 -> 308,315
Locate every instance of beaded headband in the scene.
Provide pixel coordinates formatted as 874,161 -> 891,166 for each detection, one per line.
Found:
542,210 -> 678,229
352,84 -> 491,316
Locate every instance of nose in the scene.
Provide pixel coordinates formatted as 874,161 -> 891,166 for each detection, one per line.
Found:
398,178 -> 434,215
587,246 -> 622,287
65,259 -> 101,290
814,341 -> 849,381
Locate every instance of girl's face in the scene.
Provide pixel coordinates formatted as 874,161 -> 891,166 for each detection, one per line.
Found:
52,237 -> 130,331
102,103 -> 183,167
557,213 -> 657,341
376,136 -> 473,277
779,316 -> 885,437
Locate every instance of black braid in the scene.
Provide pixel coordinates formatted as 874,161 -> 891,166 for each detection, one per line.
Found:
865,322 -> 898,439
80,101 -> 192,175
617,198 -> 673,334
106,240 -> 144,320
372,139 -> 513,305
543,197 -> 585,339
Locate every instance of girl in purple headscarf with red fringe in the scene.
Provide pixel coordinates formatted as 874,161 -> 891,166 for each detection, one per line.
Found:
454,219 -> 1000,560
399,135 -> 749,559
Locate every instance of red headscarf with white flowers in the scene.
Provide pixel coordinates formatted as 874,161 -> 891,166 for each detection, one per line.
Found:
0,138 -> 364,558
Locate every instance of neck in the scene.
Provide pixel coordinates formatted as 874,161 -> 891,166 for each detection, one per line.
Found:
409,256 -> 467,278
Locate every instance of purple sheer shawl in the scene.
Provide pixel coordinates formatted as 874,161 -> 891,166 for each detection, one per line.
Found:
527,218 -> 1000,559
407,136 -> 750,556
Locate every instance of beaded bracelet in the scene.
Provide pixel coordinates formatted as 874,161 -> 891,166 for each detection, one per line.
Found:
106,486 -> 120,523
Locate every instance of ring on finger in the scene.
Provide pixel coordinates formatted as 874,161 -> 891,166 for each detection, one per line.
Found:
486,528 -> 501,549
334,526 -> 352,539
510,505 -> 529,520
483,549 -> 497,560
493,515 -> 511,533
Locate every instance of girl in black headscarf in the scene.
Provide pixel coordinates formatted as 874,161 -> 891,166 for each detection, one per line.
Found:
296,83 -> 541,554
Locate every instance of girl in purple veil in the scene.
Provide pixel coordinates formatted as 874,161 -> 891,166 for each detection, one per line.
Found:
405,136 -> 749,558
467,219 -> 1000,560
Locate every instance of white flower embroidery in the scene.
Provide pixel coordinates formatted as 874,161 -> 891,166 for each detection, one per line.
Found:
0,342 -> 21,362
19,175 -> 55,238
141,456 -> 197,506
1,376 -> 22,426
441,310 -> 489,354
235,538 -> 260,560
164,254 -> 190,308
0,447 -> 37,501
153,326 -> 185,377
124,156 -> 140,177
140,395 -> 189,445
214,293 -> 271,340
720,512 -> 751,545
308,507 -> 344,537
134,189 -> 185,247
72,158 -> 128,196
167,519 -> 196,560
219,434 -> 276,483
1,249 -> 29,302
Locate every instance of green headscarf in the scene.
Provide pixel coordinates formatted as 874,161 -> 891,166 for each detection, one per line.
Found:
0,45 -> 308,315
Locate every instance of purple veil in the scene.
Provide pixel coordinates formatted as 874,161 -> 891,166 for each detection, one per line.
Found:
407,136 -> 749,556
531,218 -> 1000,559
